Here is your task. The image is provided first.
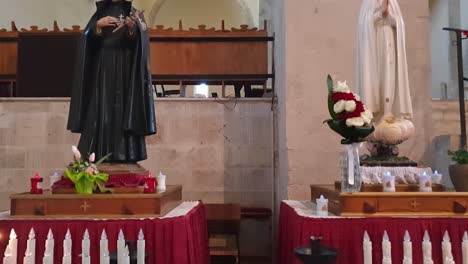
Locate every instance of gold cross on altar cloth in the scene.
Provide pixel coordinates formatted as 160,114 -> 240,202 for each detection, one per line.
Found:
80,201 -> 91,212
410,199 -> 421,210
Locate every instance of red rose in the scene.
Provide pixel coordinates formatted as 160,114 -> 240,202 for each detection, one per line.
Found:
332,92 -> 356,102
337,100 -> 365,121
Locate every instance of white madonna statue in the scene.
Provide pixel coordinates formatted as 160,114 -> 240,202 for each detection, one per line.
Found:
355,0 -> 415,146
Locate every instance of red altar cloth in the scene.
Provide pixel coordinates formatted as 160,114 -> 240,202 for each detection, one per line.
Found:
0,202 -> 210,264
278,201 -> 468,264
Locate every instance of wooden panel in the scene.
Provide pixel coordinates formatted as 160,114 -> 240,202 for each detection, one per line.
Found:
310,185 -> 468,217
334,181 -> 445,192
0,42 -> 17,76
16,33 -> 80,97
0,31 -> 18,78
377,197 -> 453,213
0,22 -> 271,96
151,41 -> 268,75
10,185 -> 182,219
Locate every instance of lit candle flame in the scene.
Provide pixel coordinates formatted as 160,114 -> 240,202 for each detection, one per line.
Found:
9,229 -> 16,240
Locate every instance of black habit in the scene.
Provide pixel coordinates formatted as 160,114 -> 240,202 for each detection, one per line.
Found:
67,1 -> 156,162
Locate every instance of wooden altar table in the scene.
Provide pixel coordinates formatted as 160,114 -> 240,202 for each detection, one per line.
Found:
0,201 -> 210,264
278,200 -> 468,264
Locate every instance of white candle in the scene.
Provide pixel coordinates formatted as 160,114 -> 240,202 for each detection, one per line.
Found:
8,229 -> 17,264
422,231 -> 433,264
315,195 -> 328,217
419,171 -> 432,192
463,231 -> 468,264
383,172 -> 395,192
3,229 -> 18,264
403,230 -> 412,264
50,171 -> 61,188
432,170 -> 442,184
43,229 -> 54,264
3,244 -> 12,264
100,229 -> 110,264
382,231 -> 392,264
82,229 -> 90,264
157,171 -> 166,191
363,231 -> 372,264
117,229 -> 125,263
63,229 -> 72,264
137,229 -> 145,264
82,255 -> 91,264
122,245 -> 130,264
23,228 -> 35,264
442,231 -> 454,264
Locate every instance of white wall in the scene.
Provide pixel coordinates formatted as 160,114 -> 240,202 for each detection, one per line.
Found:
429,0 -> 451,99
462,0 -> 468,84
429,0 -> 468,99
153,0 -> 257,29
0,0 -> 95,29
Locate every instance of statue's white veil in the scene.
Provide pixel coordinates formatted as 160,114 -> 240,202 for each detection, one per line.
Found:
355,0 -> 413,119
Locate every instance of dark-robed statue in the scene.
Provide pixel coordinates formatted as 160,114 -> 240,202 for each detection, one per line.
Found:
67,0 -> 156,163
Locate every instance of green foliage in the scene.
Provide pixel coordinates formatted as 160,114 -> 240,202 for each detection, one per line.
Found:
95,153 -> 112,167
325,119 -> 374,144
448,149 -> 468,165
327,75 -> 338,120
65,152 -> 112,194
65,170 -> 109,194
324,75 -> 374,144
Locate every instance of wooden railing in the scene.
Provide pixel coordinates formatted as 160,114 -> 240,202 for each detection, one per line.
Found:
0,20 -> 273,97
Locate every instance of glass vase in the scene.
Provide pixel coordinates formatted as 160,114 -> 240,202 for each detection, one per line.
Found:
340,143 -> 362,193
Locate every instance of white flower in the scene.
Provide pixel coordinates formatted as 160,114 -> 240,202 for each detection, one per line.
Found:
333,81 -> 351,93
361,109 -> 373,125
89,153 -> 95,163
344,100 -> 356,112
353,93 -> 361,101
333,100 -> 346,113
71,145 -> 81,160
346,117 -> 365,127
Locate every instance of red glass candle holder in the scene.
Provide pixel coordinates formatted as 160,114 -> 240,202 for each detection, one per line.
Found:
144,175 -> 156,193
30,173 -> 43,194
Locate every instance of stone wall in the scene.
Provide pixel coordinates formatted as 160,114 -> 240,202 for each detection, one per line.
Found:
281,0 -> 432,200
0,98 -> 274,211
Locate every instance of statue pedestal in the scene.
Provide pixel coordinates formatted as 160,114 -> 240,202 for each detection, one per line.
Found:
10,186 -> 182,218
310,185 -> 468,217
98,163 -> 149,176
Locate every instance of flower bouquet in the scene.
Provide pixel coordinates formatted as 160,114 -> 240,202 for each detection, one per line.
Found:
324,75 -> 374,192
64,146 -> 111,194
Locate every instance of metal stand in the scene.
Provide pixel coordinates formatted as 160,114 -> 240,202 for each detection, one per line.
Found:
443,28 -> 467,148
